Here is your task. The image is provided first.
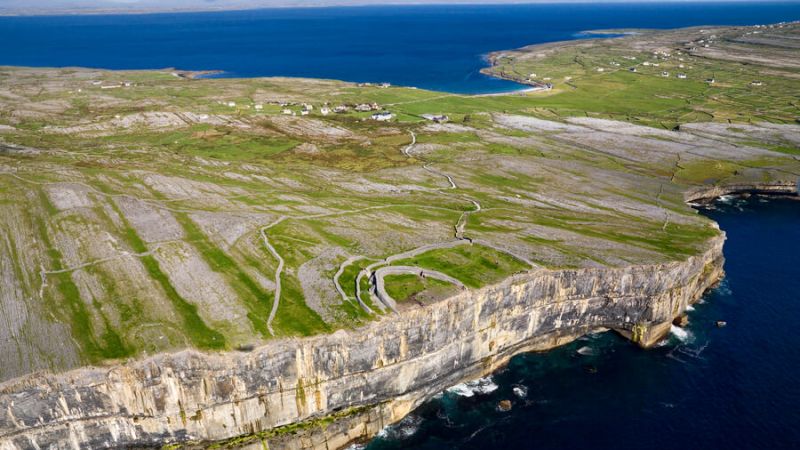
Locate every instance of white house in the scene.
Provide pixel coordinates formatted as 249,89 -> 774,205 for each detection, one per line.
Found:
371,111 -> 394,121
677,73 -> 687,79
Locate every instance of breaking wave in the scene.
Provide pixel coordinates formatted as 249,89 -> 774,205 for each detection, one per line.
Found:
376,415 -> 423,440
447,377 -> 499,397
670,325 -> 692,343
512,384 -> 528,399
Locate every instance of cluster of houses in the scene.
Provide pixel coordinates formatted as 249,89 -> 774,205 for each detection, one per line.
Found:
357,82 -> 392,88
90,80 -> 135,90
354,102 -> 381,112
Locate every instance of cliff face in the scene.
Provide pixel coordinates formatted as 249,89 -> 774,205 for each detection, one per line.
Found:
684,181 -> 799,203
0,234 -> 725,450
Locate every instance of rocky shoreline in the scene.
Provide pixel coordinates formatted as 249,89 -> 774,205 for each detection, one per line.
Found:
0,226 -> 728,449
1,180 -> 798,449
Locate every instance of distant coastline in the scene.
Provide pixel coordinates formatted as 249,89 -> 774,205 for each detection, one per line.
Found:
1,0 -> 795,17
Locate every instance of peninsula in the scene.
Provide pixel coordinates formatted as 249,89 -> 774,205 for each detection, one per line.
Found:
0,22 -> 798,450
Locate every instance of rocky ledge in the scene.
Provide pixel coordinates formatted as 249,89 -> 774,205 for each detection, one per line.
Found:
0,231 -> 725,450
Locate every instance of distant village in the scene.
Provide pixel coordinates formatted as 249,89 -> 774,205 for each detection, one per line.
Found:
500,22 -> 800,92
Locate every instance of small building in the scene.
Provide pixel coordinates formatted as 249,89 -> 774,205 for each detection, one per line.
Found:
334,105 -> 349,113
300,110 -> 310,116
677,73 -> 687,79
705,78 -> 715,84
379,82 -> 391,88
371,111 -> 394,121
302,103 -> 313,111
629,67 -> 637,73
596,68 -> 605,72
282,109 -> 293,115
355,103 -> 380,112
254,104 -> 263,111
227,101 -> 236,107
320,106 -> 331,115
662,71 -> 670,77
750,80 -> 763,87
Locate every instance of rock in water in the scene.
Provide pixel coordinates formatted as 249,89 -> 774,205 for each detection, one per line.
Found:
497,400 -> 512,412
716,320 -> 728,328
673,314 -> 689,327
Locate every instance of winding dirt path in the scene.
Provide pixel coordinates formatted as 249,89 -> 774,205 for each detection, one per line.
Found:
260,217 -> 287,336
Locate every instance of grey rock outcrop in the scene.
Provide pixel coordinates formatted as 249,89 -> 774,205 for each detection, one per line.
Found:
0,234 -> 724,450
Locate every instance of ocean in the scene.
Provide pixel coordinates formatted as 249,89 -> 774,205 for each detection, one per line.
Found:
367,197 -> 800,449
1,2 -> 799,93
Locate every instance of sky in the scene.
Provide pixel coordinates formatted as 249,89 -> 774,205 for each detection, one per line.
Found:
0,0 -> 790,14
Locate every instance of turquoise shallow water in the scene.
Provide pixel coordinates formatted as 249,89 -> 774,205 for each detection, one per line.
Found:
367,196 -> 800,449
1,2 -> 800,93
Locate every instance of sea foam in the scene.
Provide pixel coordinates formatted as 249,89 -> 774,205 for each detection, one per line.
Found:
447,377 -> 499,397
670,325 -> 692,343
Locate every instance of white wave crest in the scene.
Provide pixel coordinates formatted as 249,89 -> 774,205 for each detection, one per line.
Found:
670,325 -> 692,343
512,384 -> 528,398
685,305 -> 695,312
718,195 -> 735,204
376,415 -> 422,440
447,377 -> 498,397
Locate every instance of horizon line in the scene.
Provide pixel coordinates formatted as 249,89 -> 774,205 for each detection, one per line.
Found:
3,0 -> 800,18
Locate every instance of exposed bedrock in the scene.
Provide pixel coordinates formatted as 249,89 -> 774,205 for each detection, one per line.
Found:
685,180 -> 799,203
0,234 -> 725,450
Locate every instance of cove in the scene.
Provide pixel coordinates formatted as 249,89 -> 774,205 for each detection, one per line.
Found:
367,196 -> 800,449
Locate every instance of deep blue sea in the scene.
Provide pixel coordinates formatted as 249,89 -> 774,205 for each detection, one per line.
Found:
1,2 -> 800,93
367,196 -> 800,450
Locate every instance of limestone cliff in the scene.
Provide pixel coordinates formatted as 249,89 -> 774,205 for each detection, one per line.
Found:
0,234 -> 725,450
684,180 -> 799,203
